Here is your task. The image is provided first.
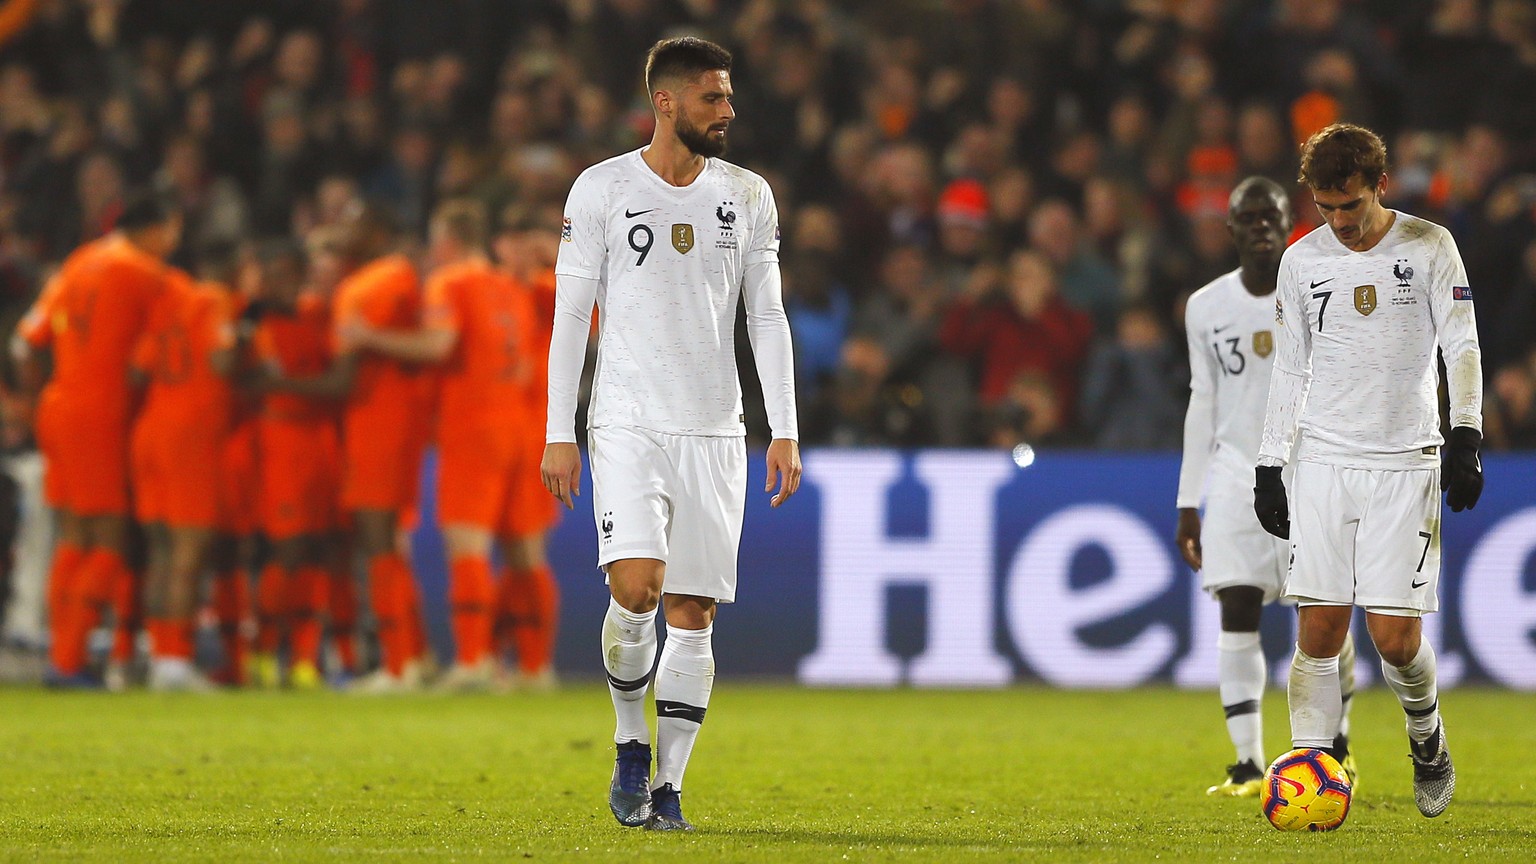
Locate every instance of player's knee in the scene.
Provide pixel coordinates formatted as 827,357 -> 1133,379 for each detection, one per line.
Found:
1370,628 -> 1421,667
610,581 -> 661,614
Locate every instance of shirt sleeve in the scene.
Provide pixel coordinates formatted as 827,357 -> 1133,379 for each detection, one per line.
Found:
1176,297 -> 1215,508
555,171 -> 607,281
16,275 -> 61,349
743,178 -> 796,440
545,272 -> 599,444
1258,253 -> 1311,467
1430,228 -> 1483,432
744,175 -> 781,267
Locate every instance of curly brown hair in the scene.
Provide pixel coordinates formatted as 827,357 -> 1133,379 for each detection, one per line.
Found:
1298,123 -> 1389,192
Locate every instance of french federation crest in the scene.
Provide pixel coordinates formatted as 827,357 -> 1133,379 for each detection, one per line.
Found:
672,223 -> 694,254
1353,284 -> 1377,316
1253,330 -> 1273,358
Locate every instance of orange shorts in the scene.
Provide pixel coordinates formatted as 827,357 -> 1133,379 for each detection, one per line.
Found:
259,418 -> 340,540
47,397 -> 131,516
130,414 -> 224,528
341,414 -> 425,513
437,428 -> 557,537
220,421 -> 260,535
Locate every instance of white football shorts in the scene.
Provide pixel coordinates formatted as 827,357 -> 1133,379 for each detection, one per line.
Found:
588,425 -> 746,603
1200,478 -> 1288,603
1284,461 -> 1441,613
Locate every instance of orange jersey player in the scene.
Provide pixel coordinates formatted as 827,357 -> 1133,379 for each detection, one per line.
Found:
14,194 -> 182,687
346,199 -> 535,690
244,239 -> 345,689
129,247 -> 241,691
262,204 -> 430,692
489,208 -> 564,687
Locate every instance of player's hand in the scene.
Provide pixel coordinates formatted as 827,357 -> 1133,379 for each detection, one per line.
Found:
765,438 -> 802,508
337,316 -> 371,353
1442,426 -> 1483,512
1176,507 -> 1202,570
1253,465 -> 1289,539
541,442 -> 581,510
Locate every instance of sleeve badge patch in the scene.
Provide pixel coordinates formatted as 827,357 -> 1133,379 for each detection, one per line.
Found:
1453,285 -> 1473,301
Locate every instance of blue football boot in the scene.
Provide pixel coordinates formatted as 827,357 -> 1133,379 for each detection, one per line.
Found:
609,741 -> 652,827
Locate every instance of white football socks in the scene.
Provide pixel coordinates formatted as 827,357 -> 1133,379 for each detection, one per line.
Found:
1381,638 -> 1440,746
602,597 -> 658,745
1288,647 -> 1343,749
652,623 -> 715,792
1217,630 -> 1266,768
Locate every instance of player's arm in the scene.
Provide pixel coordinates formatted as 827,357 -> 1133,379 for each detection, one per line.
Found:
1430,230 -> 1485,511
541,272 -> 597,508
1254,256 -> 1310,538
1175,297 -> 1216,570
259,350 -> 360,399
344,323 -> 458,364
743,181 -> 801,507
541,175 -> 605,510
11,275 -> 61,396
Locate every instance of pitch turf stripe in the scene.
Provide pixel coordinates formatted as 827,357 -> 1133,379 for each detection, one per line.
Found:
1404,699 -> 1439,718
656,700 -> 707,724
607,672 -> 650,693
1223,699 -> 1260,719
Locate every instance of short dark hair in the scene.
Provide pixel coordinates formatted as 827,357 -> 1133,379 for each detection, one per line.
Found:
117,189 -> 177,230
1298,123 -> 1388,192
644,37 -> 732,95
431,198 -> 489,248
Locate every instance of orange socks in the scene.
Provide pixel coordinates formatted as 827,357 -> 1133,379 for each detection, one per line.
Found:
255,562 -> 288,653
110,565 -> 141,665
50,548 -> 125,676
367,553 -> 413,675
45,542 -> 84,674
288,565 -> 328,667
501,564 -> 560,674
328,566 -> 359,672
211,570 -> 249,683
448,556 -> 495,666
147,618 -> 193,660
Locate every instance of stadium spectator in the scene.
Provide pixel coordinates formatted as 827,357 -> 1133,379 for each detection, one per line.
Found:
940,247 -> 1092,436
1078,301 -> 1187,451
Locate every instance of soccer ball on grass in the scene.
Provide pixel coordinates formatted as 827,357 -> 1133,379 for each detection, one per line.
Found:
1261,748 -> 1353,831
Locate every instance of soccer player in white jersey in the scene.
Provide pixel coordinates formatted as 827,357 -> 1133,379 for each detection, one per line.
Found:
542,37 -> 801,832
1178,177 -> 1358,798
1255,124 -> 1483,818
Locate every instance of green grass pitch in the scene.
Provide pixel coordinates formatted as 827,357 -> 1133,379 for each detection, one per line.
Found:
1,685 -> 1532,862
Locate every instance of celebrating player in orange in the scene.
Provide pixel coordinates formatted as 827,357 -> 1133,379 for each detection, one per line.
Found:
263,203 -> 430,691
345,199 -> 542,690
15,193 -> 181,687
129,244 -> 241,690
491,208 -> 564,687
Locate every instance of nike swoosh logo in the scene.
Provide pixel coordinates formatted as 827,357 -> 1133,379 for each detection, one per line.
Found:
1213,324 -> 1232,333
657,704 -> 692,717
1411,579 -> 1428,589
625,208 -> 655,218
1309,278 -> 1335,290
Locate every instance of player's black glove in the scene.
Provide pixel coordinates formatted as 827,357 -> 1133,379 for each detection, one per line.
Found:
1253,465 -> 1289,539
1442,426 -> 1483,512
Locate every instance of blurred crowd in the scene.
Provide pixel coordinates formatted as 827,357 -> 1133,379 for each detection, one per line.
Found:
2,0 -> 1536,450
